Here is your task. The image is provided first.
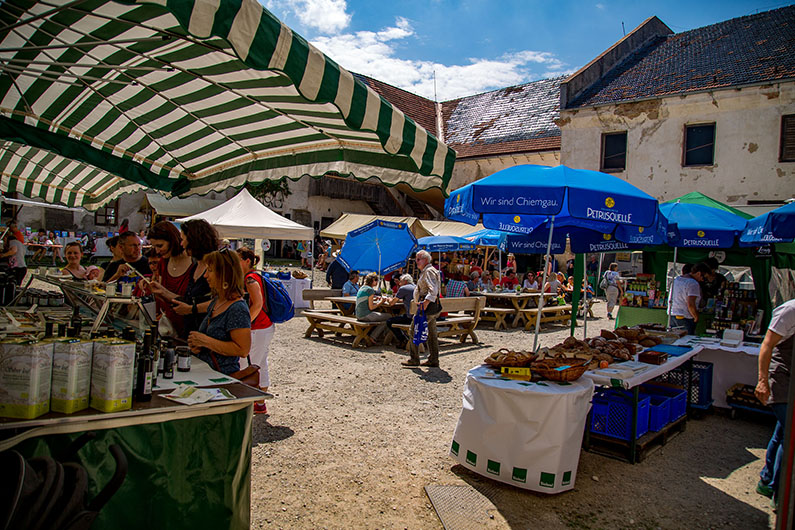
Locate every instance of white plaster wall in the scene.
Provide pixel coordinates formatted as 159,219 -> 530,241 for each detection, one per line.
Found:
448,150 -> 561,191
559,82 -> 795,204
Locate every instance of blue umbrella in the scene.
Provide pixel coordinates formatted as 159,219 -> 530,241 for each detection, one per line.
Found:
417,235 -> 476,252
464,229 -> 505,247
770,202 -> 795,239
446,164 -> 659,230
445,164 -> 660,349
337,220 -> 417,275
740,202 -> 795,245
660,202 -> 747,248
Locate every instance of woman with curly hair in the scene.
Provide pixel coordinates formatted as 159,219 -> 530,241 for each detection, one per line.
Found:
173,219 -> 220,333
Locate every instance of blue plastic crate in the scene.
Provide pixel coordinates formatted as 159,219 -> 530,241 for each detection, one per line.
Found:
653,361 -> 713,410
648,395 -> 670,432
590,389 -> 650,441
642,384 -> 687,421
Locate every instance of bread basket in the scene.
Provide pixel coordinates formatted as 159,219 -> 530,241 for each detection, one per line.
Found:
483,348 -> 537,368
531,357 -> 589,382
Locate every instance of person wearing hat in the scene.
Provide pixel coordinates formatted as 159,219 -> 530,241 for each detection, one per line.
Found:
325,249 -> 348,289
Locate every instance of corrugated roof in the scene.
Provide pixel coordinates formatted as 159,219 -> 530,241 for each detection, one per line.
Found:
568,5 -> 795,108
442,77 -> 564,158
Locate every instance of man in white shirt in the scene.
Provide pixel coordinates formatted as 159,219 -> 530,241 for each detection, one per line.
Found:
667,262 -> 709,334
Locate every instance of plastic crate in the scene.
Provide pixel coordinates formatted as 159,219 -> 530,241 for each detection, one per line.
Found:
641,384 -> 687,422
653,361 -> 713,410
590,389 -> 650,441
647,395 -> 671,432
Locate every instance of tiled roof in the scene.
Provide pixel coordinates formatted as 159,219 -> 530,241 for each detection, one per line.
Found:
442,77 -> 563,158
354,74 -> 563,159
353,74 -> 438,136
568,5 -> 795,108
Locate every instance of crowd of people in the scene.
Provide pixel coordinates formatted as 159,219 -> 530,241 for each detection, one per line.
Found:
1,219 -> 277,414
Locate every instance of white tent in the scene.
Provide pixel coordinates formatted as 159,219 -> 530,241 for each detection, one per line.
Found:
177,188 -> 313,240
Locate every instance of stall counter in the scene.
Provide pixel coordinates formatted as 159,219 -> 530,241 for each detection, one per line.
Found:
1,376 -> 263,529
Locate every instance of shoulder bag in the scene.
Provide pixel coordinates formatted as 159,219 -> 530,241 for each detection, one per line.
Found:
209,351 -> 260,387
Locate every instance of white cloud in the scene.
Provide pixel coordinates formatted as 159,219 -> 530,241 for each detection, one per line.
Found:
267,0 -> 352,34
311,19 -> 568,100
596,3 -> 606,9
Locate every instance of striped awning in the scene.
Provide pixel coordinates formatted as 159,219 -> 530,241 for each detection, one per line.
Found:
0,0 -> 456,210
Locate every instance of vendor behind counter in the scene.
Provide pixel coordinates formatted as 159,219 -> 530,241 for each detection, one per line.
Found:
667,262 -> 710,335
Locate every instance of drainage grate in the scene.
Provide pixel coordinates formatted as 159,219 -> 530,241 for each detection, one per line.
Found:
424,484 -> 501,530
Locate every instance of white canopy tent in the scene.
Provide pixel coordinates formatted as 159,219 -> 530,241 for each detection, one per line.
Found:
177,189 -> 313,240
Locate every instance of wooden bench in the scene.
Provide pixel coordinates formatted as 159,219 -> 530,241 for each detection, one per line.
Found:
303,311 -> 381,347
479,307 -> 516,330
391,296 -> 485,347
301,288 -> 342,310
520,304 -> 573,329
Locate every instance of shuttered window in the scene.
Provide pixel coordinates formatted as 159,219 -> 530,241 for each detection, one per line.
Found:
781,115 -> 795,162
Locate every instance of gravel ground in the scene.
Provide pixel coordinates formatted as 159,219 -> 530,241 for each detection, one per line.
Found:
248,271 -> 778,530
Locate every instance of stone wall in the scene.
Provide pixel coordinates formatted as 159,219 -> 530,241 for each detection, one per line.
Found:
559,82 -> 795,204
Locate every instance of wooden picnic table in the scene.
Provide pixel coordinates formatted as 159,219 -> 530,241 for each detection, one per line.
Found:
475,291 -> 558,328
326,295 -> 405,317
325,295 -> 357,315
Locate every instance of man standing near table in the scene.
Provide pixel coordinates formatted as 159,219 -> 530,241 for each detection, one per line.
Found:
403,250 -> 442,368
755,298 -> 795,509
325,251 -> 348,289
103,232 -> 151,281
666,262 -> 708,334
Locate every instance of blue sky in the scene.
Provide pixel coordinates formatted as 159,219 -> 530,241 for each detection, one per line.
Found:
264,0 -> 793,100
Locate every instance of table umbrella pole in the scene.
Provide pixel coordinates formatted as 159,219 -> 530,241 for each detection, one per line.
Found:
498,247 -> 502,282
533,216 -> 555,352
597,253 -> 604,296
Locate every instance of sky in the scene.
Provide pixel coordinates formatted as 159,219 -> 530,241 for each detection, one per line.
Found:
262,0 -> 793,101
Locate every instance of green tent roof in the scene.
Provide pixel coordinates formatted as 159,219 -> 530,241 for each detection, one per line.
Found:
0,0 -> 456,210
665,192 -> 754,220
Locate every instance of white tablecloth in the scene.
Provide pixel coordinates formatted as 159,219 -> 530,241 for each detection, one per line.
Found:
280,277 -> 311,309
450,365 -> 594,493
581,348 -> 701,389
672,336 -> 760,408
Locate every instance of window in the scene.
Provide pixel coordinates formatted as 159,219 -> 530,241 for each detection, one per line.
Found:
94,199 -> 118,226
683,123 -> 716,166
781,114 -> 795,162
601,132 -> 627,172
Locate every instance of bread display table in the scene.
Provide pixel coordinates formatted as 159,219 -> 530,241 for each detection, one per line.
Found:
450,365 -> 594,493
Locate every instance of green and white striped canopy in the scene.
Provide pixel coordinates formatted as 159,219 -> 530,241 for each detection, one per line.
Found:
0,0 -> 456,210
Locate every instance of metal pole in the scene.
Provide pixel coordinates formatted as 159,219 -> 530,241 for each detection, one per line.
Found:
582,255 -> 589,340
533,216 -> 555,352
597,253 -> 604,297
498,247 -> 502,282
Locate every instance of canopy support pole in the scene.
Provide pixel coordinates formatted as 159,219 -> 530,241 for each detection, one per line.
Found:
533,216 -> 555,352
